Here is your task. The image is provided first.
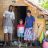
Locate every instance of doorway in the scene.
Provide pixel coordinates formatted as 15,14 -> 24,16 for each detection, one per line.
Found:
13,6 -> 27,40
15,6 -> 27,24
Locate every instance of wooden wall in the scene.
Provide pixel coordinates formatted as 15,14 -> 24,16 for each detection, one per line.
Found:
0,1 -> 4,40
0,0 -> 45,40
28,6 -> 45,34
0,0 -> 13,40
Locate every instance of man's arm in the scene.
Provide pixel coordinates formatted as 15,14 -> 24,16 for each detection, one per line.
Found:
2,11 -> 6,27
12,12 -> 15,24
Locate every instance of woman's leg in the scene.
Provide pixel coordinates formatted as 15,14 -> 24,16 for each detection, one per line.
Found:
20,33 -> 24,43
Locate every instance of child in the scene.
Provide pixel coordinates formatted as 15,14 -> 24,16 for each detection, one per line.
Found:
17,19 -> 24,44
24,10 -> 35,47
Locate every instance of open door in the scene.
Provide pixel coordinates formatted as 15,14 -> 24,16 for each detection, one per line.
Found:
13,6 -> 27,40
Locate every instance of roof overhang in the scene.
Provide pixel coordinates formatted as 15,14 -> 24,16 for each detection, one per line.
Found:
24,0 -> 48,15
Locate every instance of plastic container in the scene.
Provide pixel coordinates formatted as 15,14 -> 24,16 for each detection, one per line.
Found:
43,40 -> 48,48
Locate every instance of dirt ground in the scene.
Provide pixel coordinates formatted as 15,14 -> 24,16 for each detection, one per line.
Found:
0,46 -> 41,48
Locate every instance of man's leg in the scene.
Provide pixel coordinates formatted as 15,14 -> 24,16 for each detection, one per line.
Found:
4,33 -> 8,44
8,33 -> 13,42
4,26 -> 8,46
8,27 -> 13,46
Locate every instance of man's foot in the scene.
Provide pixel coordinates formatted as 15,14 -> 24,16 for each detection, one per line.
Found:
4,42 -> 6,46
4,42 -> 9,47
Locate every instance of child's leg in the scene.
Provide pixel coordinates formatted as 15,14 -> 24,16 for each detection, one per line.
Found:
18,37 -> 21,43
22,37 -> 24,43
20,33 -> 24,43
17,32 -> 21,43
18,38 -> 22,48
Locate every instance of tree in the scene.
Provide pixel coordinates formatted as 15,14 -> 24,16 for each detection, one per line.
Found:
41,0 -> 48,9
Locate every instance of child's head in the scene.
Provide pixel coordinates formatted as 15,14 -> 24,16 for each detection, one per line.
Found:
26,10 -> 31,17
19,19 -> 23,24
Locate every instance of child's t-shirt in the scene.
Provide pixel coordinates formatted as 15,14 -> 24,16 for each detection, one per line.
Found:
17,24 -> 24,33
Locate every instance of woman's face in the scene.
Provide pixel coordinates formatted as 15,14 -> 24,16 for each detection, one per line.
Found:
27,13 -> 31,17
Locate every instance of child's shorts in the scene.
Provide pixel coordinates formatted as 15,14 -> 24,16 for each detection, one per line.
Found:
17,32 -> 24,38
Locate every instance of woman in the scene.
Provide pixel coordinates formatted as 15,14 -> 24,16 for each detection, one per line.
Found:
24,10 -> 35,47
3,5 -> 15,46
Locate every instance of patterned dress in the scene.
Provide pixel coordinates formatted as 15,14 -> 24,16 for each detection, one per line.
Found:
24,27 -> 34,41
24,16 -> 35,41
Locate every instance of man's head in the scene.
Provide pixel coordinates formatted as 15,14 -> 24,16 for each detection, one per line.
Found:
8,5 -> 13,12
26,10 -> 31,17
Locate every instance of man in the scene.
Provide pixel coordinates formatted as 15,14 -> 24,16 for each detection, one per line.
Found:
3,5 -> 15,46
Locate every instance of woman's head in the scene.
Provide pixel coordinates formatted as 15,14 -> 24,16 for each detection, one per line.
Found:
8,5 -> 13,12
26,10 -> 31,17
19,19 -> 23,24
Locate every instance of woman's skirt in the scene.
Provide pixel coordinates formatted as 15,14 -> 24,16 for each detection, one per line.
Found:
24,27 -> 33,41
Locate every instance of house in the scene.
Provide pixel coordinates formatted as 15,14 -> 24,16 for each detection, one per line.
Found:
0,0 -> 45,40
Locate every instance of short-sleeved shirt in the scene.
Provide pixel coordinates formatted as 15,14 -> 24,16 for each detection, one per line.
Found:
25,16 -> 35,28
3,11 -> 15,26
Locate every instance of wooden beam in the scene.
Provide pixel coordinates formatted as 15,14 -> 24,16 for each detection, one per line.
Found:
25,0 -> 42,11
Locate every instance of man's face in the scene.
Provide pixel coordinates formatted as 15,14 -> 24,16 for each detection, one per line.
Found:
10,6 -> 13,11
27,13 -> 31,17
